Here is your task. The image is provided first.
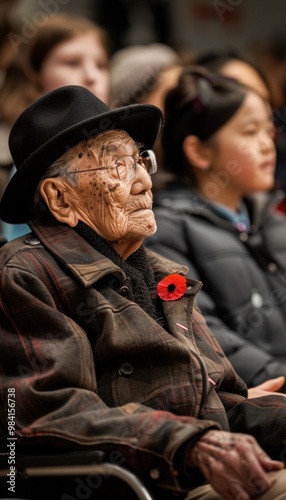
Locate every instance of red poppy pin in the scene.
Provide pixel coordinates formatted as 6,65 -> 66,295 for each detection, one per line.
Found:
157,273 -> 187,301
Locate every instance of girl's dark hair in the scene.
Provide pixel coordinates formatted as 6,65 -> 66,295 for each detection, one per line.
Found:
194,49 -> 272,100
162,66 -> 247,180
195,49 -> 267,79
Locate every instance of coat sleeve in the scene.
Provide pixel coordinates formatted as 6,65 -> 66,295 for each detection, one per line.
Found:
0,262 -> 220,492
145,215 -> 286,391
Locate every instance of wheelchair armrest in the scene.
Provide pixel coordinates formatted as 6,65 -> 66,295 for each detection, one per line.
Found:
0,449 -> 155,500
0,449 -> 105,469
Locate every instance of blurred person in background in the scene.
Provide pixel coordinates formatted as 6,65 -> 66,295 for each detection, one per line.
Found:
193,48 -> 286,213
0,12 -> 111,241
0,10 -> 21,239
110,42 -> 183,192
193,49 -> 271,102
248,36 -> 286,211
0,13 -> 111,126
110,43 -> 181,110
194,44 -> 286,212
145,66 -> 286,392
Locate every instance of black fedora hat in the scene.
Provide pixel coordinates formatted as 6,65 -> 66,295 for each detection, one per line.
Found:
0,85 -> 163,223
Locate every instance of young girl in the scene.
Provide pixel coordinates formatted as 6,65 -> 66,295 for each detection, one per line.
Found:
146,66 -> 286,391
0,13 -> 111,127
0,13 -> 111,240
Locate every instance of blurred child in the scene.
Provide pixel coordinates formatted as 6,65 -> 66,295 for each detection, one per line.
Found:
0,13 -> 111,240
145,66 -> 286,391
0,13 -> 110,127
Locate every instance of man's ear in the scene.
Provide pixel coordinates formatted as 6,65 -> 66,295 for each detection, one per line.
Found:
183,135 -> 212,170
39,178 -> 78,227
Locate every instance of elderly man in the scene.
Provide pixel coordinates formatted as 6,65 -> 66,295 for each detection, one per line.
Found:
0,85 -> 286,500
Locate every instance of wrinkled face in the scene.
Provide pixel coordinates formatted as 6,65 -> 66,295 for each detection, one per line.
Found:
40,32 -> 110,104
60,131 -> 156,258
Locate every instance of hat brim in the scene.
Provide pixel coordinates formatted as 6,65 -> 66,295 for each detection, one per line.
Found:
0,104 -> 163,224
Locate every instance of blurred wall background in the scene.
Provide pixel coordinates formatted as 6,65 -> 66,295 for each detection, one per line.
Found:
2,0 -> 286,59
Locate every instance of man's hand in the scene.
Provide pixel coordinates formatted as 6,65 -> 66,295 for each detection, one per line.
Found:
248,376 -> 285,398
189,430 -> 284,500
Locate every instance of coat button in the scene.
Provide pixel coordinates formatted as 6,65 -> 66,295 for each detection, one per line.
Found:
251,291 -> 263,308
267,262 -> 277,274
118,362 -> 134,376
24,236 -> 40,245
119,285 -> 130,297
239,232 -> 248,241
150,468 -> 160,480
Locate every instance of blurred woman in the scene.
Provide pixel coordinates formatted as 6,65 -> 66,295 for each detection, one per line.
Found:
0,13 -> 111,240
0,13 -> 111,127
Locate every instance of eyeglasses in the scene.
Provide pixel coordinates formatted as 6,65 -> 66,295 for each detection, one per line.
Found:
67,149 -> 157,181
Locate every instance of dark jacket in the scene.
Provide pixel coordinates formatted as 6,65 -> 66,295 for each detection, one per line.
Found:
145,186 -> 286,390
1,217 -> 286,493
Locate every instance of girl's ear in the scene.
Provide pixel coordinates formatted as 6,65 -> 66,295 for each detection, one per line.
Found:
39,178 -> 78,227
183,135 -> 213,171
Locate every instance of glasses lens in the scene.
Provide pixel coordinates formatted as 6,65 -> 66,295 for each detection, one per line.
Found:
115,151 -> 157,180
140,150 -> 157,174
116,156 -> 135,180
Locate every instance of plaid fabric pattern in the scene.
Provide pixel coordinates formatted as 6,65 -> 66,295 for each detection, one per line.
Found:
0,217 -> 285,492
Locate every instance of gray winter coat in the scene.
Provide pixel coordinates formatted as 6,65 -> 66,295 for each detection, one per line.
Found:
145,186 -> 286,390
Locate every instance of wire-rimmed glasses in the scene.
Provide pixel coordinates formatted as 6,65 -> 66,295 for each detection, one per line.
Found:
67,149 -> 157,181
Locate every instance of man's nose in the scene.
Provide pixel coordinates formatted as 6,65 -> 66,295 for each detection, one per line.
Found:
132,163 -> 153,191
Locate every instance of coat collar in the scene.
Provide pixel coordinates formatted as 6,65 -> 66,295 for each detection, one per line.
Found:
29,218 -> 192,289
29,218 -> 125,287
154,186 -> 285,230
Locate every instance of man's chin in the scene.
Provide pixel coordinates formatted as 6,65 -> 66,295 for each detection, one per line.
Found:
144,217 -> 156,237
129,223 -> 156,243
147,222 -> 157,237
131,211 -> 156,234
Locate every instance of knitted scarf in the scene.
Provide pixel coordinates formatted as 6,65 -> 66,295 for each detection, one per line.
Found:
75,221 -> 166,327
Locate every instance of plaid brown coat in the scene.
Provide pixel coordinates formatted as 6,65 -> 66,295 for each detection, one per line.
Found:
0,218 -> 285,492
